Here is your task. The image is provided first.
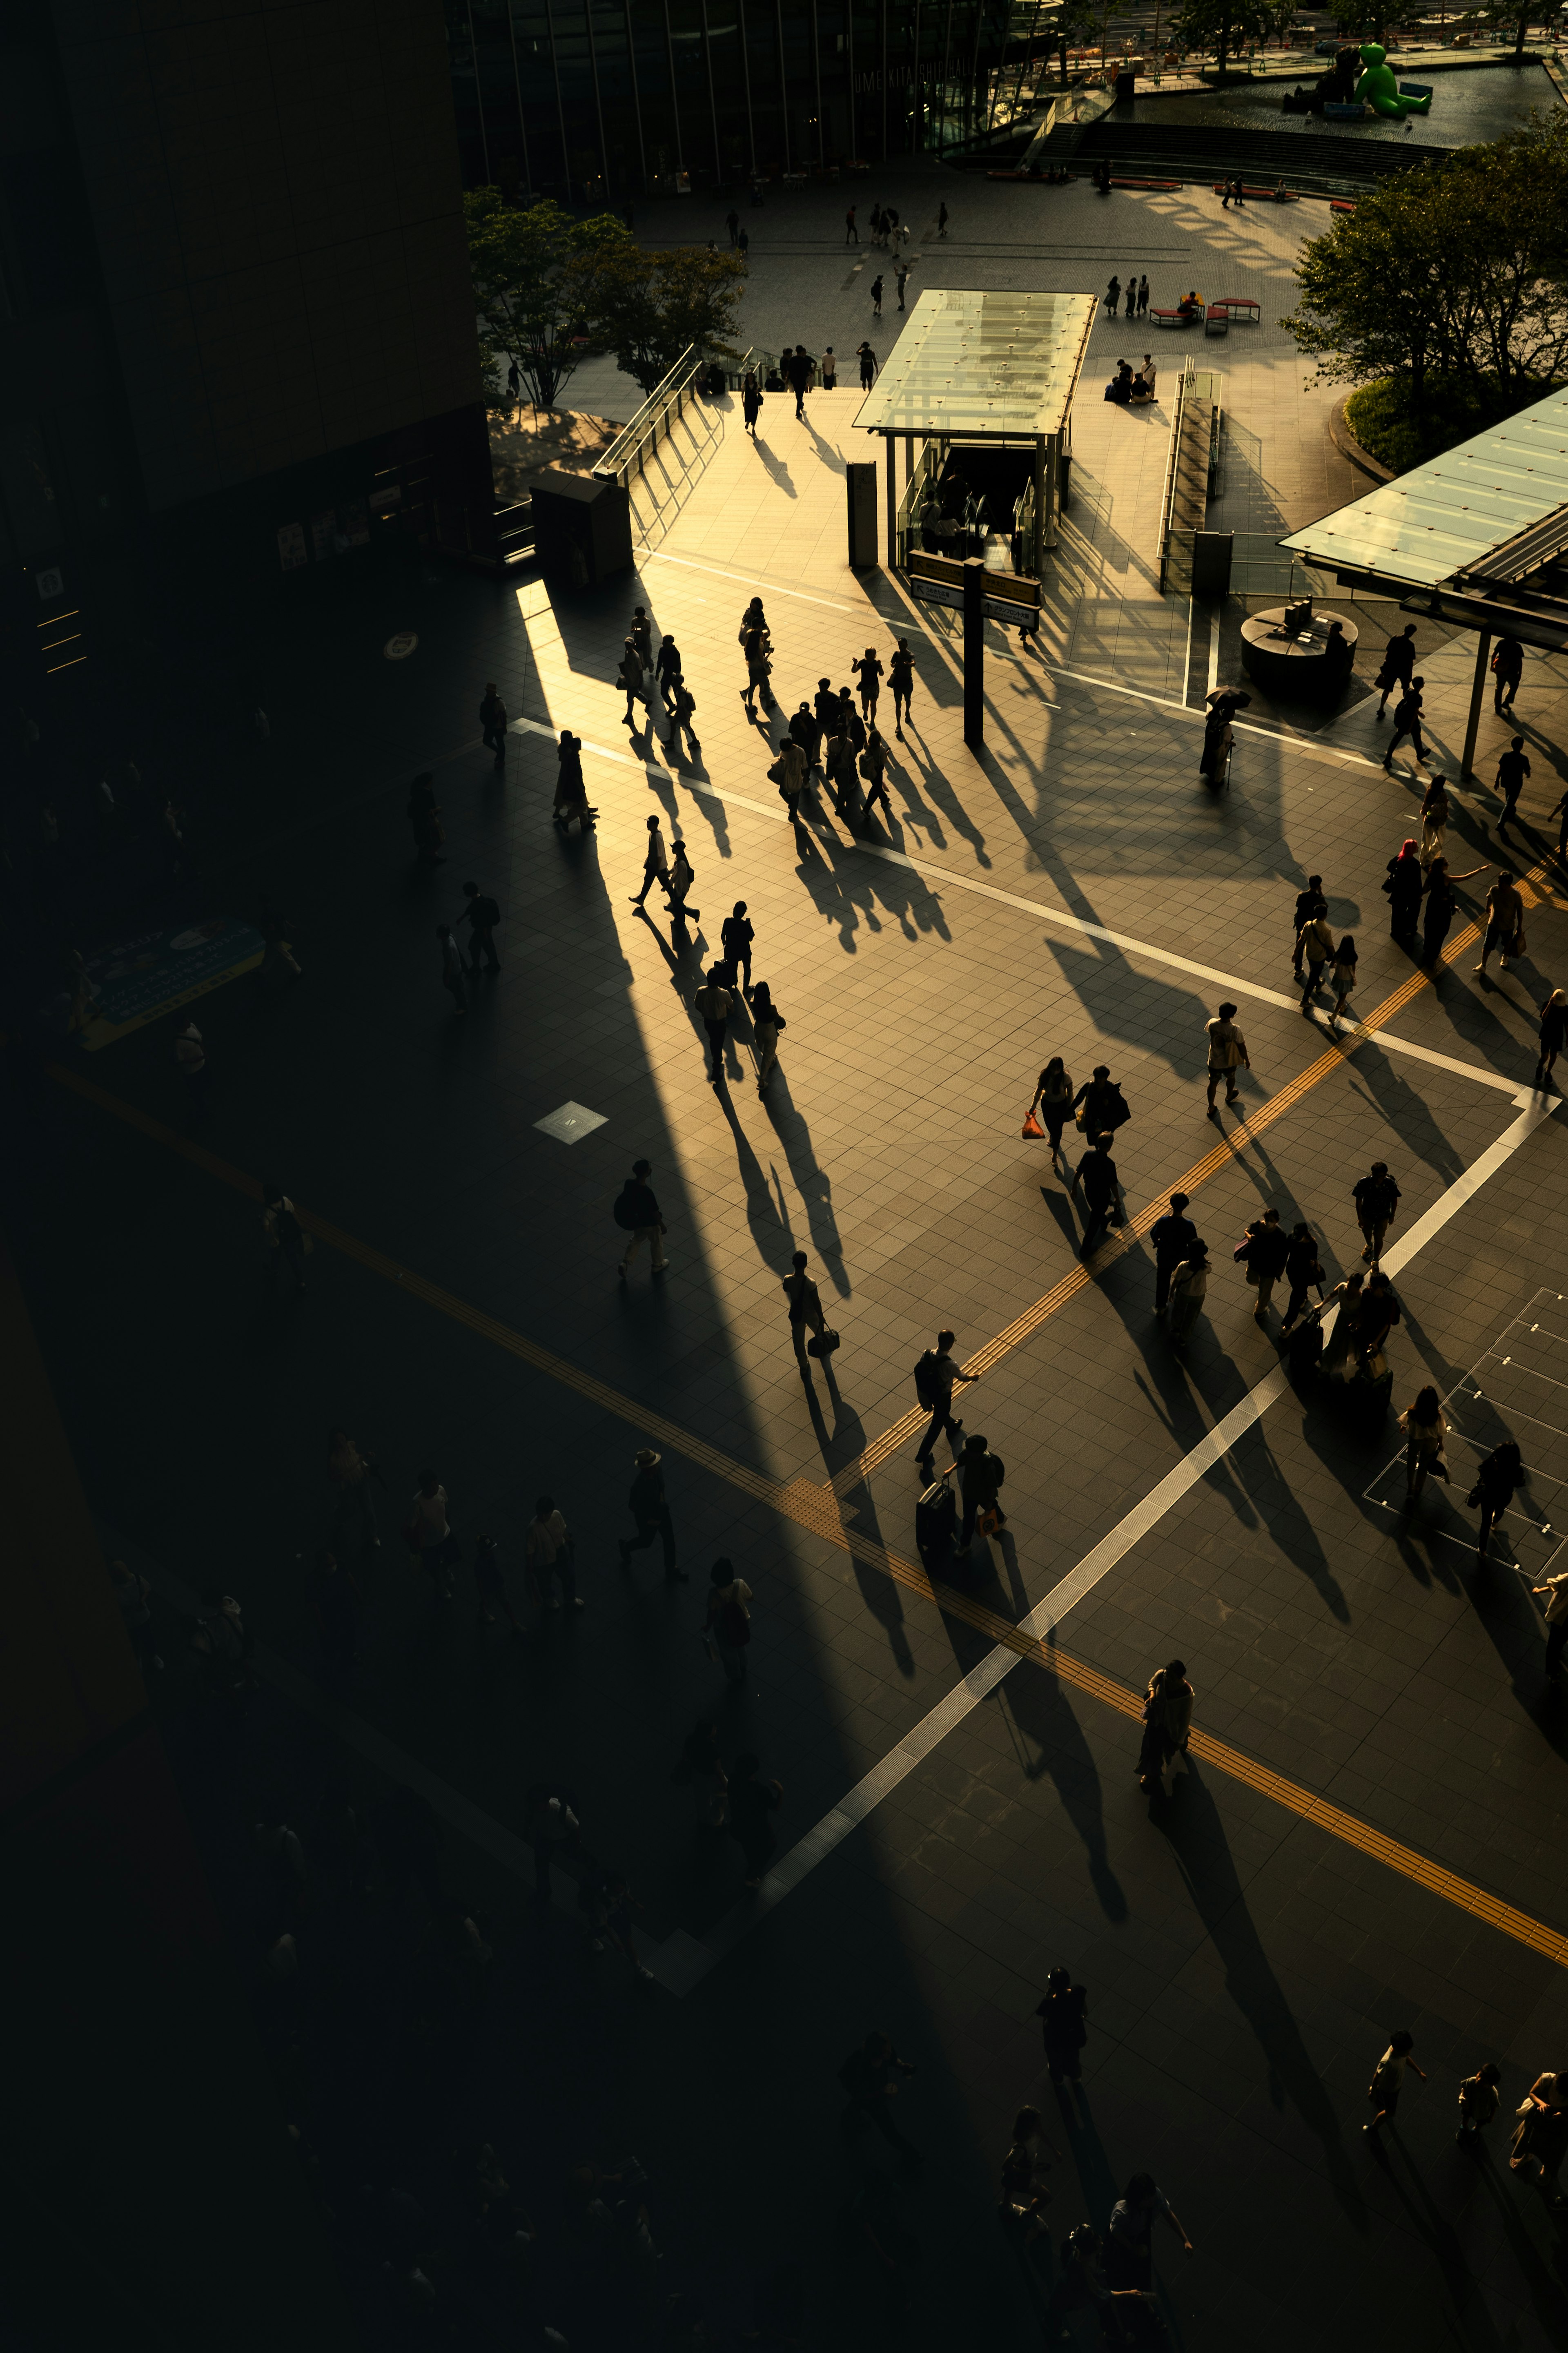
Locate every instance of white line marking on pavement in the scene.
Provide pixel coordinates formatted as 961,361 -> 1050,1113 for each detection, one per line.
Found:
664,1089 -> 1557,1988
506,718 -> 1525,1096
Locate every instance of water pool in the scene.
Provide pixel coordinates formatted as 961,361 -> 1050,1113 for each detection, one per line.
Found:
1125,56 -> 1559,149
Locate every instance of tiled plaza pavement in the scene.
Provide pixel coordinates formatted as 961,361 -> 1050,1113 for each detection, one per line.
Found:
14,167 -> 1568,2352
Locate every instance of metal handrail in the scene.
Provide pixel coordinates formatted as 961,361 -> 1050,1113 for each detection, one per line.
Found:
1156,362 -> 1194,593
595,346 -> 698,482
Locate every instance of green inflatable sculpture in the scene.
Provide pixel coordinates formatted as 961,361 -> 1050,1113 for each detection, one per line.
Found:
1354,42 -> 1431,117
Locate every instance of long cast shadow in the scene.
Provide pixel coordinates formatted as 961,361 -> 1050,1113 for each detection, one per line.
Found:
1004,1657 -> 1129,1923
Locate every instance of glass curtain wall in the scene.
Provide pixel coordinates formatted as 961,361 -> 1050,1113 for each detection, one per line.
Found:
445,0 -> 1010,198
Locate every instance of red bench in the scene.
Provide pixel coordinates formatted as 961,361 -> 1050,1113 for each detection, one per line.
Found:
1151,307 -> 1187,327
1213,297 -> 1260,323
1204,304 -> 1229,336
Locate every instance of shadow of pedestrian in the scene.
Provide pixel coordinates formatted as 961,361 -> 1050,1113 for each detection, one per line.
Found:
1004,1658 -> 1129,1924
759,1076 -> 849,1298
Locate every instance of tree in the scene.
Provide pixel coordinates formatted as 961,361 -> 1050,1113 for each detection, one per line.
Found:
588,245 -> 747,394
1283,115 -> 1568,412
463,190 -> 629,412
1170,0 -> 1276,75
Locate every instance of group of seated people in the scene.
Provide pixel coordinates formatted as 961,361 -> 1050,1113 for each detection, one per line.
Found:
1104,357 -> 1158,406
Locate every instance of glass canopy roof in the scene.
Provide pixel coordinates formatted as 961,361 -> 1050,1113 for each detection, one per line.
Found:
1280,385 -> 1568,589
852,288 -> 1099,442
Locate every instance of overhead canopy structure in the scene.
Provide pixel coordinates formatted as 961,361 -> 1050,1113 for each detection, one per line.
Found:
1278,383 -> 1568,772
854,287 -> 1097,573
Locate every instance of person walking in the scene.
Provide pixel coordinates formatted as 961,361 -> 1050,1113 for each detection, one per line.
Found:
1383,839 -> 1423,940
736,225 -> 748,267
1106,2175 -> 1194,2288
742,370 -> 762,435
619,635 -> 649,726
1138,275 -> 1149,315
839,2032 -> 920,2162
553,729 -> 589,829
1492,631 -> 1523,714
857,341 -> 877,389
693,964 -> 733,1085
870,273 -> 884,319
1373,622 -> 1417,718
655,631 -> 682,710
1471,1440 -> 1524,1563
1297,910 -> 1336,1010
1352,1161 -> 1399,1264
727,1753 -> 782,1887
1028,1056 -> 1076,1171
664,837 -> 699,928
615,1157 -> 667,1279
1105,275 -> 1120,315
824,711 -> 860,826
844,204 -> 858,244
889,639 -> 914,737
742,620 -> 773,716
437,923 -> 468,1016
630,814 -> 671,907
1383,678 -> 1428,772
1165,1240 -> 1209,1350
479,681 -> 508,768
861,725 -> 892,830
327,1428 -> 380,1554
788,697 -> 822,781
783,1250 -> 833,1372
1204,1002 -> 1250,1116
405,1470 -> 458,1598
785,343 -> 812,419
1535,987 -> 1568,1088
1475,869 -> 1526,977
1365,2030 -> 1426,2135
1071,1132 -> 1126,1259
460,880 -> 501,974
820,346 -> 837,389
1149,1191 -> 1197,1316
852,646 -> 883,723
726,206 -> 740,247
894,259 -> 910,310
1399,1385 -> 1450,1504
751,980 -> 785,1093
619,1447 -> 685,1579
1329,933 -> 1359,1021
953,1432 -> 1006,1561
1532,1562 -> 1568,1678
1290,874 -> 1327,978
1035,1969 -> 1089,2084
262,1182 -> 308,1294
1239,1207 -> 1290,1320
1071,1063 -> 1130,1140
1136,1658 -> 1193,1795
913,1329 -> 979,1473
1494,736 -> 1531,841
1420,853 -> 1486,964
1509,2071 -> 1568,2186
526,1495 -> 582,1611
1278,1224 -> 1325,1334
937,199 -> 949,238
704,1558 -> 753,1684
174,1019 -> 209,1114
1456,2064 -> 1502,2152
721,901 -> 755,992
1417,775 -> 1449,870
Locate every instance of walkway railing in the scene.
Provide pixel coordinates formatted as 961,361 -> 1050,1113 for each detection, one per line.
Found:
1158,362 -> 1223,595
593,346 -> 710,489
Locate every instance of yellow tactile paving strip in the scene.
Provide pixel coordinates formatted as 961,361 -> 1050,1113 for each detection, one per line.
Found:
47,1051 -> 1568,1977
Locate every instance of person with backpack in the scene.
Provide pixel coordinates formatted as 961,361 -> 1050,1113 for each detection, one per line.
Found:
615,1157 -> 667,1279
953,1433 -> 1005,1561
670,674 -> 700,755
1071,1064 -> 1130,1139
1149,1191 -> 1196,1317
262,1181 -> 308,1293
704,1557 -> 753,1684
913,1329 -> 978,1474
460,879 -> 501,974
783,1249 -> 834,1372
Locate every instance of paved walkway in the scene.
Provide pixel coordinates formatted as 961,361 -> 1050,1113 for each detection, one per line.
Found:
14,159 -> 1568,2353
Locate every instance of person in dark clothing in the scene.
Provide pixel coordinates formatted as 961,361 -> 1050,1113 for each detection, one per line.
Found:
857,341 -> 877,389
1472,1441 -> 1524,1562
1353,1162 -> 1400,1264
1374,622 -> 1417,719
461,880 -> 501,973
1383,679 -> 1427,772
727,1753 -> 782,1887
953,1432 -> 1005,1559
870,274 -> 884,318
861,727 -> 892,829
742,370 -> 761,434
1278,1224 -> 1325,1334
1072,1064 -> 1131,1139
1492,632 -> 1523,714
1238,1209 -> 1291,1320
913,1329 -> 978,1472
1383,839 -> 1423,938
1072,1133 -> 1126,1258
789,699 -> 822,777
1350,1271 -> 1401,1369
479,681 -> 508,768
554,731 -> 590,829
1035,1968 -> 1089,2082
1149,1191 -> 1197,1316
1536,988 -> 1568,1089
616,1158 -> 667,1278
1495,736 -> 1531,839
889,640 -> 915,736
655,632 -> 682,709
1105,275 -> 1121,315
721,902 -> 755,992
618,1447 -> 686,1579
1291,874 -> 1327,978
839,2031 -> 919,2158
784,344 -> 813,418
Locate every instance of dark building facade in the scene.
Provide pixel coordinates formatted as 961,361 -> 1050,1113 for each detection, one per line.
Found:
445,0 -> 1022,201
0,0 -> 494,708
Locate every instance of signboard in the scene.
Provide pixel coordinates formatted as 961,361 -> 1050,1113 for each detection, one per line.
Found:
57,917 -> 266,1050
907,573 -> 1040,628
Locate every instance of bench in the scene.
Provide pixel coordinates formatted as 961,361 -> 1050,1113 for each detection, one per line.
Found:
1330,198 -> 1357,213
1151,307 -> 1185,327
1203,304 -> 1229,336
1214,297 -> 1259,323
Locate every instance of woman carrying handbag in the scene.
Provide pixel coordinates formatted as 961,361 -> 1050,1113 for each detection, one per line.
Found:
1025,1057 -> 1074,1169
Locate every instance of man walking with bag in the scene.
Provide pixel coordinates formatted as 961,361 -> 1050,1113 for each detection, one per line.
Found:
913,1330 -> 978,1474
1204,1003 -> 1250,1116
1071,1133 -> 1126,1260
615,1157 -> 667,1279
784,1250 -> 833,1374
953,1433 -> 1005,1562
